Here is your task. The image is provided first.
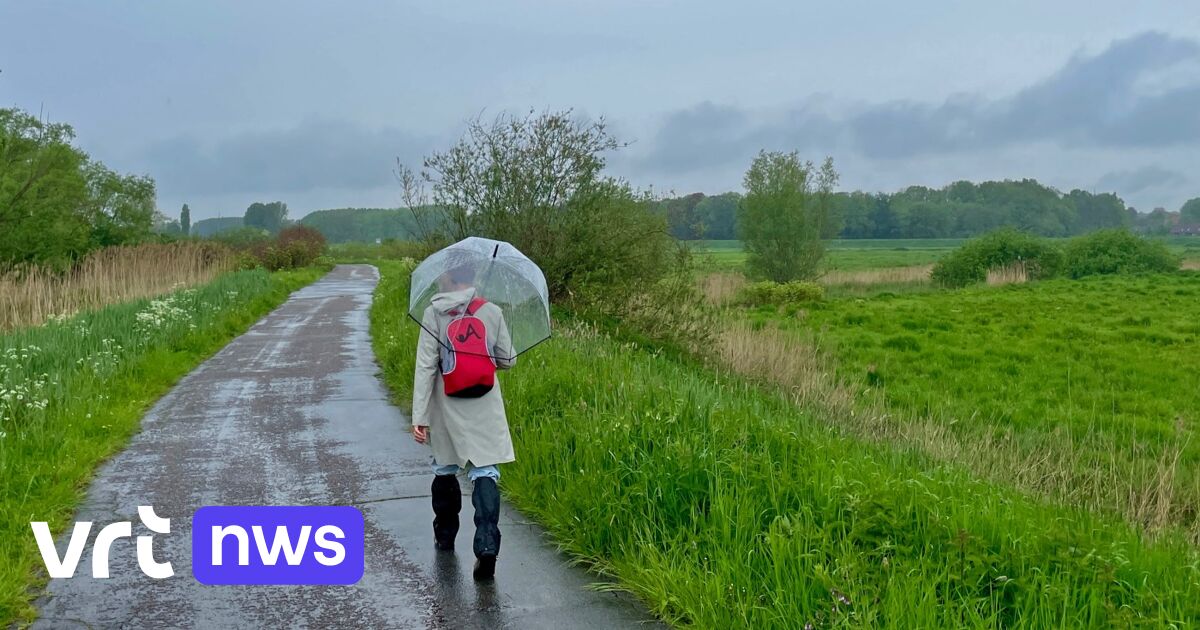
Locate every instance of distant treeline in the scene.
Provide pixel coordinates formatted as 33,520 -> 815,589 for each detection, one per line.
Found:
189,181 -> 1200,245
299,207 -> 439,243
188,207 -> 444,243
653,179 -> 1200,240
191,217 -> 244,237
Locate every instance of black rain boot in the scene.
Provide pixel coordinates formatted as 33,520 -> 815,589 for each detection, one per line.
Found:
431,475 -> 461,551
472,477 -> 501,580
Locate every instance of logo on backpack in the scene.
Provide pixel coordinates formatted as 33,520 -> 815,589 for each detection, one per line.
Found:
442,297 -> 496,398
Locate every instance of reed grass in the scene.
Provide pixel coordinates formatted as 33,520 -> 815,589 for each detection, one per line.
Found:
985,261 -> 1028,285
701,265 -> 933,306
698,272 -> 747,305
0,242 -> 233,331
822,264 -> 933,287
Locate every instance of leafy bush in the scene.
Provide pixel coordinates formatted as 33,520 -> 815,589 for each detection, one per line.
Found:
409,110 -> 702,350
931,228 -> 1062,288
737,280 -> 825,306
222,225 -> 326,271
592,247 -> 717,355
275,225 -> 326,266
233,251 -> 259,271
413,111 -> 675,305
1063,229 -> 1180,278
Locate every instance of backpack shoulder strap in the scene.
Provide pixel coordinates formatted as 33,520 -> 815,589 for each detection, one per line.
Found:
466,297 -> 487,315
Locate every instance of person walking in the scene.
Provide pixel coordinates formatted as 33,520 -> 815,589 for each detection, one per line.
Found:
411,265 -> 516,580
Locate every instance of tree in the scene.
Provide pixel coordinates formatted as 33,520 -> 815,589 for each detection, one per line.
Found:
1181,198 -> 1200,225
244,201 -> 288,234
299,207 -> 442,243
737,151 -> 837,281
694,192 -> 740,240
904,201 -> 955,238
417,110 -> 672,302
0,107 -> 156,269
191,217 -> 244,237
152,210 -> 182,236
868,194 -> 898,238
181,204 -> 191,236
1067,190 -> 1129,233
659,192 -> 706,240
831,192 -> 875,239
0,108 -> 91,268
1135,207 -> 1176,235
83,162 -> 156,247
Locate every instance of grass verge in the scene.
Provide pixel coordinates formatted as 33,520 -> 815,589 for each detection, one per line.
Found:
0,265 -> 328,625
371,260 -> 1200,629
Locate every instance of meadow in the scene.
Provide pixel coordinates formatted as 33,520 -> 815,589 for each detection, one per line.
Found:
735,273 -> 1200,541
697,239 -> 962,274
371,260 -> 1200,628
700,237 -> 1200,275
0,265 -> 326,624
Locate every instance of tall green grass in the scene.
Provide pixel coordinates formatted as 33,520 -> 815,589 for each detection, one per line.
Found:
0,266 -> 326,625
371,261 -> 1200,628
777,273 -> 1200,536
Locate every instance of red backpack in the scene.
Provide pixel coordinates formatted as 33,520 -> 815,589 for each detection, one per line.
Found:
441,297 -> 497,398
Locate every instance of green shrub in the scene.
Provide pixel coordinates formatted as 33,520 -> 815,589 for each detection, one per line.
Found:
233,251 -> 259,271
737,280 -> 824,306
273,225 -> 326,268
1063,229 -> 1180,278
235,225 -> 327,271
419,111 -> 675,305
931,228 -> 1062,288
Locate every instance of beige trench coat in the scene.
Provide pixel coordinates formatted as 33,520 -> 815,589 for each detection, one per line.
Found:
412,288 -> 516,467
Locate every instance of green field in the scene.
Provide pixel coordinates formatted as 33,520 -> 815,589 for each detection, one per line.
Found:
372,260 -> 1200,628
699,237 -> 1200,274
740,272 -> 1200,539
697,239 -> 965,272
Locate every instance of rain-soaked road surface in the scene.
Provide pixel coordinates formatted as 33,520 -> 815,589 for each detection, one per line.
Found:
35,265 -> 659,629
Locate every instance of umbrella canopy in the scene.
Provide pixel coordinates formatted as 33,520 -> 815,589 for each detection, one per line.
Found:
408,237 -> 551,360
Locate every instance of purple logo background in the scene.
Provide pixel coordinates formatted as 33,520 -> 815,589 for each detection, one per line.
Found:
192,506 -> 364,585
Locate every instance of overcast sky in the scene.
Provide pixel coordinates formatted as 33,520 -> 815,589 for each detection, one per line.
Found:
2,1 -> 1199,221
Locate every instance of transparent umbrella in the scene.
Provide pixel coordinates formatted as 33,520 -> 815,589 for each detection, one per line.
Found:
408,237 -> 551,361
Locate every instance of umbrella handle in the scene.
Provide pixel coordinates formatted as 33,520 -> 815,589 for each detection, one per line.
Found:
478,245 -> 500,300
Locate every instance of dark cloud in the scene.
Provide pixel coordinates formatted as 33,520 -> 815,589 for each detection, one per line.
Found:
1094,166 -> 1188,194
634,102 -> 754,173
638,31 -> 1200,170
140,118 -> 431,196
984,31 -> 1200,149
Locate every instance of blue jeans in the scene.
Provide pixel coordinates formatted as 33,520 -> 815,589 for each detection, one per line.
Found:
432,460 -> 500,481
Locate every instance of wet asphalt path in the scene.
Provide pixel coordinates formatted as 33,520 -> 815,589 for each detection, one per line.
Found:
35,265 -> 660,629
